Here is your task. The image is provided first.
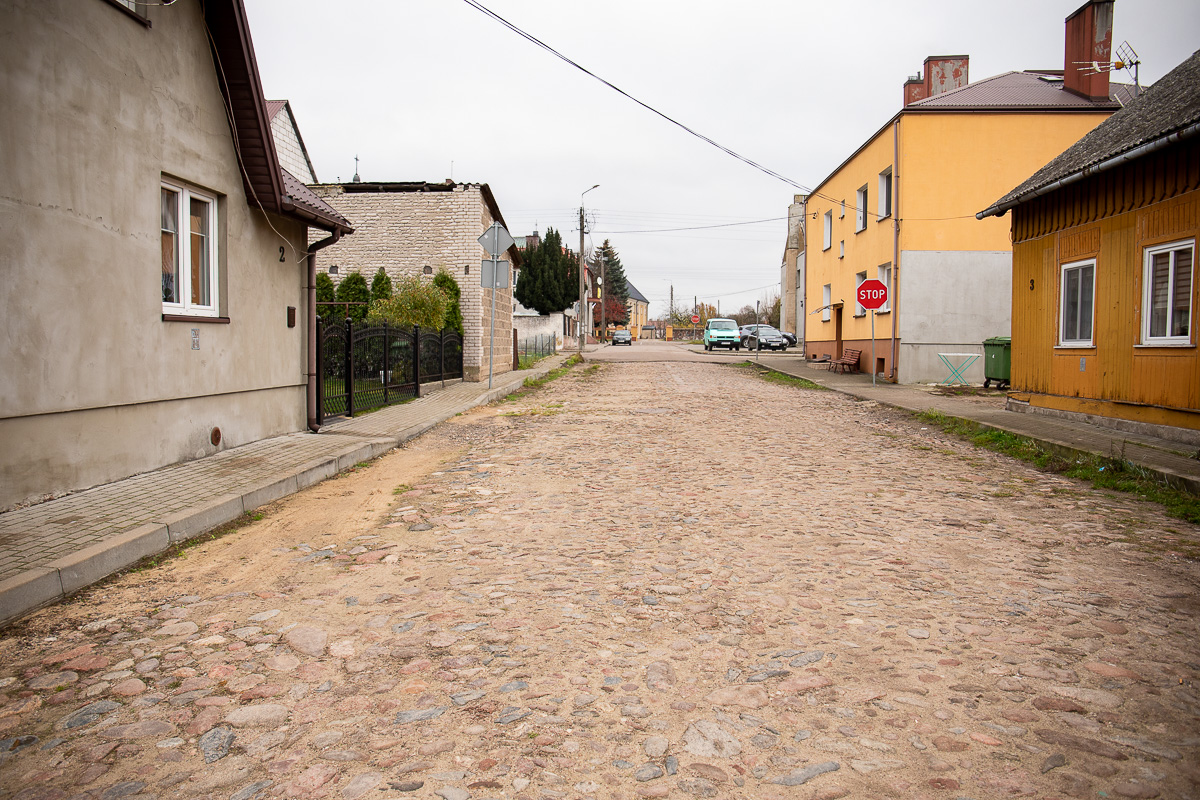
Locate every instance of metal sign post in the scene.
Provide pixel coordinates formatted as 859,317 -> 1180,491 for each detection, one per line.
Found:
856,279 -> 888,386
478,222 -> 515,389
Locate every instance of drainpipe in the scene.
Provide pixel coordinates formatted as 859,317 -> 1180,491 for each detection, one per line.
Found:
889,118 -> 900,382
306,231 -> 342,432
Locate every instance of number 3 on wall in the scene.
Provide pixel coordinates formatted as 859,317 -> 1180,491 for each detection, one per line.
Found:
1029,278 -> 1035,291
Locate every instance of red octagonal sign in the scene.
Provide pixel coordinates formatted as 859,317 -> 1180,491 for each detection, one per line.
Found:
857,279 -> 888,310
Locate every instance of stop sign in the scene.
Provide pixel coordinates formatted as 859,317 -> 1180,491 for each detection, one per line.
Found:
690,314 -> 700,324
857,279 -> 888,310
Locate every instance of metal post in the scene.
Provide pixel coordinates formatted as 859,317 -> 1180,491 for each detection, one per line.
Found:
578,205 -> 586,354
316,315 -> 325,426
600,252 -> 606,342
871,310 -> 876,386
414,325 -> 422,398
383,322 -> 390,405
344,317 -> 354,417
488,262 -> 496,389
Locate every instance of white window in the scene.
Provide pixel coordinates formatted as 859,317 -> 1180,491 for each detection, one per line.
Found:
839,200 -> 845,219
162,181 -> 220,317
878,168 -> 892,219
839,240 -> 844,259
877,263 -> 892,312
822,211 -> 832,250
1059,259 -> 1095,346
1142,240 -> 1193,344
854,271 -> 867,316
855,186 -> 868,231
822,284 -> 831,322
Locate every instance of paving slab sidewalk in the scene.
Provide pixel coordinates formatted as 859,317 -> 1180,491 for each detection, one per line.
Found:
755,354 -> 1200,496
0,354 -> 574,627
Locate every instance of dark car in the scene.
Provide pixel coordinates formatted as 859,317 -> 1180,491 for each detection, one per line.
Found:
780,331 -> 797,347
744,325 -> 788,351
610,329 -> 632,346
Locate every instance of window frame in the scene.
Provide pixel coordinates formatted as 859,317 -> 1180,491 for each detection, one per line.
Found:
877,263 -> 892,312
1141,239 -> 1194,346
102,0 -> 151,26
878,168 -> 892,220
855,186 -> 868,232
1058,258 -> 1095,347
854,271 -> 867,317
161,179 -> 221,319
822,284 -> 831,322
822,210 -> 832,251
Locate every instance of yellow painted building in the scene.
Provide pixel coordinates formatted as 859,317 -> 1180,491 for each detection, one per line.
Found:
799,1 -> 1129,383
980,49 -> 1199,436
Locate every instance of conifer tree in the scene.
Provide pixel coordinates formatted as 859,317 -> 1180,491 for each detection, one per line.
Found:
335,271 -> 371,322
316,272 -> 336,320
369,267 -> 393,304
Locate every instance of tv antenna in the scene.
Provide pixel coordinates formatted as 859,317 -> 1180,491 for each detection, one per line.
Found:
1075,40 -> 1140,98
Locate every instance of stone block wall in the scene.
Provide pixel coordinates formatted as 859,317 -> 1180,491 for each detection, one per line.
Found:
309,183 -> 514,382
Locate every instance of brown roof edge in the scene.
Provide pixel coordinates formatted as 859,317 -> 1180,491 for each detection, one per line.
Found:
203,0 -> 284,215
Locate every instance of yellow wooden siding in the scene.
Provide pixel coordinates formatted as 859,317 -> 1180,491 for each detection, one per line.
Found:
1009,139 -> 1200,423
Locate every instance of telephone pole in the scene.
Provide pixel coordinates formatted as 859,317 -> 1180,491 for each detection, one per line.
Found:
578,185 -> 599,353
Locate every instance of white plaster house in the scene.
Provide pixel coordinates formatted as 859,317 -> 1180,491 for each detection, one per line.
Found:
308,181 -> 520,382
0,0 -> 352,509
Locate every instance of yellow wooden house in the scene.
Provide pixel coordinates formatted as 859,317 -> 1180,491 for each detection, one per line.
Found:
978,48 -> 1199,437
799,0 -> 1130,384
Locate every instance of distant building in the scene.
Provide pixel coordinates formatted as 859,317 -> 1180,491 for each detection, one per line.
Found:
798,0 -> 1130,383
627,280 -> 650,338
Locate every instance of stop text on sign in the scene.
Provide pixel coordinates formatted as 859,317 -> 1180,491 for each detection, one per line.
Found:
857,279 -> 888,310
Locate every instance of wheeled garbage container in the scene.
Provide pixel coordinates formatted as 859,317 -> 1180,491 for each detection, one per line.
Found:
982,336 -> 1011,389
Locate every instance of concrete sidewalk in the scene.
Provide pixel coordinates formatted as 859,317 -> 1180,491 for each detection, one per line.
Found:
753,354 -> 1200,495
0,353 -> 576,626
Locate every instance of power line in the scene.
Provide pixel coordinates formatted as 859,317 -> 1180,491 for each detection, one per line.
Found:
458,0 -> 813,193
597,216 -> 787,234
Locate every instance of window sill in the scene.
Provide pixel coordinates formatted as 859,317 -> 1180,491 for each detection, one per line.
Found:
163,314 -> 230,324
1054,344 -> 1095,350
1134,342 -> 1195,349
854,312 -> 866,318
874,309 -> 891,315
876,214 -> 891,222
855,227 -> 866,234
102,0 -> 151,26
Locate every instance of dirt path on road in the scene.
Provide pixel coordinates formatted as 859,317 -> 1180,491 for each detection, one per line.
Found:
1,361 -> 1198,800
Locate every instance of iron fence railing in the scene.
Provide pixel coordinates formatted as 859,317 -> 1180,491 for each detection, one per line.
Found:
317,318 -> 463,423
517,334 -> 557,362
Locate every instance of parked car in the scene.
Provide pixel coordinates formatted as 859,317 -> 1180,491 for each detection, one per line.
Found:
703,318 -> 741,351
744,325 -> 789,351
610,329 -> 632,346
780,331 -> 797,347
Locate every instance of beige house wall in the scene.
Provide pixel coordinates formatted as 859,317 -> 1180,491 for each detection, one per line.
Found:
0,0 -> 310,508
309,184 -> 514,382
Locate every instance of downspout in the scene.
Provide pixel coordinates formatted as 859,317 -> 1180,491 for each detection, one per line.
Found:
306,230 -> 342,433
889,118 -> 900,381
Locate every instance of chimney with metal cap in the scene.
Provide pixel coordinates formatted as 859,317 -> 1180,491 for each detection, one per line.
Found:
1063,0 -> 1114,100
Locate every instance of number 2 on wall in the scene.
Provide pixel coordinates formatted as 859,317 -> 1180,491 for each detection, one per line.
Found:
279,246 -> 286,263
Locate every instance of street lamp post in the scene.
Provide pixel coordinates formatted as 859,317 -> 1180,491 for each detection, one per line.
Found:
578,184 -> 599,354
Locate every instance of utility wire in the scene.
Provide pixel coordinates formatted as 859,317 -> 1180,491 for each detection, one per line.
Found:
598,216 -> 787,234
458,0 -> 812,193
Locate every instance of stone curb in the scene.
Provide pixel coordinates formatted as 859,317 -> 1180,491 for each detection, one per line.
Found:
752,362 -> 1200,497
0,356 -> 571,629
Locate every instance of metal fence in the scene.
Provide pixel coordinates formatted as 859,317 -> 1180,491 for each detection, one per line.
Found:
317,318 -> 463,423
517,334 -> 557,362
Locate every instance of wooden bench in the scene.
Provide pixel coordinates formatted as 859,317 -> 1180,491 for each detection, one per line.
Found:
830,348 -> 862,374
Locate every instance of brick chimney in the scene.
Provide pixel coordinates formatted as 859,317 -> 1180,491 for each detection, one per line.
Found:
904,56 -> 969,107
1064,0 -> 1114,100
903,75 -> 927,107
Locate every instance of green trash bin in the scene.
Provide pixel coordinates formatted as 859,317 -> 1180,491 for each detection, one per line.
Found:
982,336 -> 1011,389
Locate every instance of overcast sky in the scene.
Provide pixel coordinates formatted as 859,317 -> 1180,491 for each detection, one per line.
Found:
245,0 -> 1198,320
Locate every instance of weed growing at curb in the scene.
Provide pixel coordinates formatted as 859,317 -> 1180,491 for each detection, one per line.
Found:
502,355 -> 582,402
916,410 -> 1200,531
738,363 -> 828,391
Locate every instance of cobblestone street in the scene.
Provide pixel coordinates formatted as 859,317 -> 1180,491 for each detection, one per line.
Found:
1,360 -> 1198,799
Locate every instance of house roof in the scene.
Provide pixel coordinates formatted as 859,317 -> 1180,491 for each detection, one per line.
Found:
203,2 -> 349,234
979,49 -> 1200,219
808,70 -> 1132,202
280,169 -> 352,231
908,70 -> 1133,111
265,99 -> 287,120
626,280 -> 648,304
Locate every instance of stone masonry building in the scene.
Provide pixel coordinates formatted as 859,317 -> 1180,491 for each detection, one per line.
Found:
308,181 -> 520,382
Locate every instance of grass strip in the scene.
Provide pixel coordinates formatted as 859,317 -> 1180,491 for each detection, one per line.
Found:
916,409 -> 1200,528
740,363 -> 829,391
503,355 -> 582,402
